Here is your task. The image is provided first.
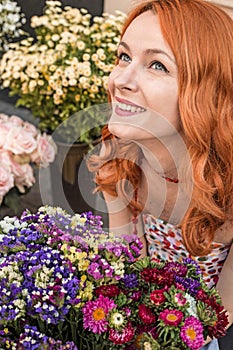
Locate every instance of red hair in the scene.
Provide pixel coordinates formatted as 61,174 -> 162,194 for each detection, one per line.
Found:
88,0 -> 233,256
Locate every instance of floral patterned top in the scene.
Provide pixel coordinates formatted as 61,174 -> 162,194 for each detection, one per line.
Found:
143,214 -> 231,288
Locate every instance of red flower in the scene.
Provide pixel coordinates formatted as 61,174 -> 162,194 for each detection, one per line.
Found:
150,289 -> 166,305
94,284 -> 120,298
138,304 -> 156,324
140,267 -> 174,286
140,268 -> 158,283
156,269 -> 174,286
196,289 -> 208,302
109,322 -> 135,344
207,303 -> 229,338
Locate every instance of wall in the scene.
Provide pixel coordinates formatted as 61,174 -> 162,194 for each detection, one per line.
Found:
104,0 -> 133,14
104,0 -> 233,16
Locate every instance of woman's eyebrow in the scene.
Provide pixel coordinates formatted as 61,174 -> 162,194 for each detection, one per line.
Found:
118,41 -> 175,64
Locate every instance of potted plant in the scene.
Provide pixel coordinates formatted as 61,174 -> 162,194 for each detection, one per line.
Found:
0,0 -> 126,213
0,0 -> 126,145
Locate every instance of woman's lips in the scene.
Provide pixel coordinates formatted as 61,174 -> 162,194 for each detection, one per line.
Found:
114,99 -> 146,117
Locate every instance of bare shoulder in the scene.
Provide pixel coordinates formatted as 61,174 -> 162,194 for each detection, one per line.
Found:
214,220 -> 233,244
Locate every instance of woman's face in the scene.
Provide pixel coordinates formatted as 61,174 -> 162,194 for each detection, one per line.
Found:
108,11 -> 180,143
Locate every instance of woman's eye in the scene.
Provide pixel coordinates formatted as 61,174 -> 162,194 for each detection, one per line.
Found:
118,52 -> 131,63
151,61 -> 169,73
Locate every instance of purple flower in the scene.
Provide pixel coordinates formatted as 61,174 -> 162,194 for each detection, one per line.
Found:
183,258 -> 202,275
123,273 -> 138,288
163,261 -> 188,277
175,276 -> 201,295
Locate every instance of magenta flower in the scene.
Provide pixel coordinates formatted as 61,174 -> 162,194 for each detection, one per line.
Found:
82,295 -> 116,334
159,309 -> 183,326
180,316 -> 204,350
109,322 -> 135,344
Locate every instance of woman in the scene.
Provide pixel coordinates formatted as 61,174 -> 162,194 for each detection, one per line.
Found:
88,0 -> 233,348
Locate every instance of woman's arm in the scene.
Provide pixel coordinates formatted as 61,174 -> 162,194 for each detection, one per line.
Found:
216,242 -> 233,326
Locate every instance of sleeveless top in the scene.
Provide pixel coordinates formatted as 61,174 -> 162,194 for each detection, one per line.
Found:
143,213 -> 231,288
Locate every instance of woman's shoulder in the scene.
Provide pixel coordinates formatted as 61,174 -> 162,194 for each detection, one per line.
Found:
214,220 -> 233,245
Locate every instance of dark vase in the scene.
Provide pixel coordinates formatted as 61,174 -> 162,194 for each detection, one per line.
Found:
49,141 -> 108,227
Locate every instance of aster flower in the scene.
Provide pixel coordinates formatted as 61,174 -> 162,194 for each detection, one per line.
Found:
158,309 -> 183,327
109,322 -> 135,345
94,284 -> 121,298
138,304 -> 156,325
150,289 -> 166,305
180,316 -> 204,350
109,310 -> 126,329
163,261 -> 188,277
82,295 -> 115,334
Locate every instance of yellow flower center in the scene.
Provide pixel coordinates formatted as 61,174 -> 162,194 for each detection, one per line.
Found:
93,308 -> 105,321
167,314 -> 178,321
186,328 -> 196,340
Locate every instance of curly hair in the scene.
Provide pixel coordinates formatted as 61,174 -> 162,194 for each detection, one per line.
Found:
88,0 -> 233,256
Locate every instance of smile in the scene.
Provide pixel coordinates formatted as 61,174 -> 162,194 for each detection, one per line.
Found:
117,102 -> 146,113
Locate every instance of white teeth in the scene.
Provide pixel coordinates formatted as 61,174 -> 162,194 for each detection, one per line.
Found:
118,102 -> 145,113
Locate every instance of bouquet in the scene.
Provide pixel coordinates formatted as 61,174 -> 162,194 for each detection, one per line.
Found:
0,0 -> 126,144
0,113 -> 57,212
0,206 -> 228,350
0,0 -> 26,56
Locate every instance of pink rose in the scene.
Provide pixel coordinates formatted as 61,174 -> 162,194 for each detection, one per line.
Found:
31,133 -> 57,167
23,122 -> 38,137
0,150 -> 12,169
4,128 -> 37,155
14,163 -> 35,193
0,123 -> 10,148
0,166 -> 14,198
0,113 -> 9,123
8,115 -> 24,127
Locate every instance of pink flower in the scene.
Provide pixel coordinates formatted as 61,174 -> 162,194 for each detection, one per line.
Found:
0,113 -> 56,202
0,165 -> 14,199
8,115 -> 24,126
174,292 -> 187,306
109,322 -> 135,344
159,309 -> 183,326
23,122 -> 38,136
0,123 -> 10,148
180,316 -> 204,350
31,133 -> 57,167
82,295 -> 115,334
4,128 -> 37,155
14,164 -> 35,193
0,113 -> 9,123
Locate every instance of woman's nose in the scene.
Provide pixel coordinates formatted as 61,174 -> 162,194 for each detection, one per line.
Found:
114,64 -> 139,92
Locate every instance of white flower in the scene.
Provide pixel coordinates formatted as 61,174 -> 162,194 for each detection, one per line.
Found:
0,0 -> 26,53
110,312 -> 125,328
185,293 -> 198,317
